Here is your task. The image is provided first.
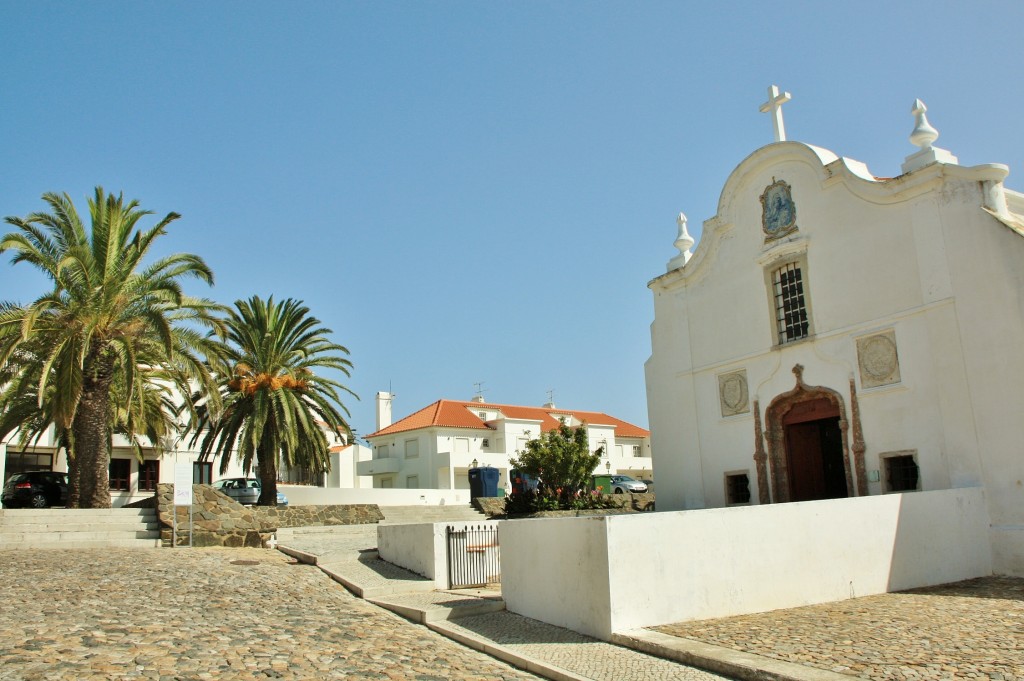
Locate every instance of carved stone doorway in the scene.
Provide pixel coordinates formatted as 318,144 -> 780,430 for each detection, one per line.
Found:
783,398 -> 847,502
760,365 -> 855,503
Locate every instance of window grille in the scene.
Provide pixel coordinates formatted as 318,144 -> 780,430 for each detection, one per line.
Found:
726,473 -> 751,505
885,455 -> 919,492
772,263 -> 809,344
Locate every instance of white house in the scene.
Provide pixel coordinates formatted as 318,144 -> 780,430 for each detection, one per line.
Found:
1,422 -> 373,506
645,93 -> 1024,575
361,392 -> 652,491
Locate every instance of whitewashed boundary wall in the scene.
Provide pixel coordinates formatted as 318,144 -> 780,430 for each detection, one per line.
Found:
378,521 -> 500,588
500,488 -> 992,640
278,486 -> 469,507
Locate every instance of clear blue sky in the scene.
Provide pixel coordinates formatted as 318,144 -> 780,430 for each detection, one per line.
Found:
2,2 -> 1022,435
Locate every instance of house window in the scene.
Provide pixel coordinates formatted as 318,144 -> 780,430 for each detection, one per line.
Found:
632,445 -> 642,458
404,439 -> 419,459
4,451 -> 53,478
378,445 -> 390,459
406,475 -> 419,488
772,262 -> 809,344
883,453 -> 920,492
380,477 -> 393,489
193,462 -> 213,484
139,460 -> 160,492
725,472 -> 751,505
109,459 -> 131,491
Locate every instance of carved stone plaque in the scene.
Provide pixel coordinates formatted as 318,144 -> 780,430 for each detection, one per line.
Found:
718,370 -> 750,417
857,330 -> 901,388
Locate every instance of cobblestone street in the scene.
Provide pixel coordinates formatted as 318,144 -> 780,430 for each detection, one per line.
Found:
653,577 -> 1024,681
0,547 -> 539,680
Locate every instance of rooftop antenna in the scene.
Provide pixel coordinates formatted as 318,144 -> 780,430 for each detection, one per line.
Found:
473,381 -> 487,399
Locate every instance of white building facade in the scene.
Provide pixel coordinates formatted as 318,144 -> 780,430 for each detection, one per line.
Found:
1,423 -> 372,506
361,392 -> 652,491
645,99 -> 1024,575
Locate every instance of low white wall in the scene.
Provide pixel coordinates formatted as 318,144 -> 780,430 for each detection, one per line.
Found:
501,516 -> 612,637
278,486 -> 469,507
377,524 -> 445,585
501,488 -> 992,640
378,521 -> 500,589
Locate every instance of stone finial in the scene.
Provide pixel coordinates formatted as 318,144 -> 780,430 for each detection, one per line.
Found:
909,99 -> 939,150
901,98 -> 958,174
666,212 -> 694,272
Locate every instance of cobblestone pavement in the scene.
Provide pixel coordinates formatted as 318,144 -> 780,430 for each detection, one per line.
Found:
441,611 -> 732,681
0,547 -> 540,681
653,576 -> 1024,681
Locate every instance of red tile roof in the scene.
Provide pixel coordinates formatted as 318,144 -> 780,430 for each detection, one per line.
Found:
366,399 -> 649,439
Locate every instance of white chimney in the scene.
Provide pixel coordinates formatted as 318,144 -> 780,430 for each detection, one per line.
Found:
376,392 -> 393,430
471,395 -> 485,403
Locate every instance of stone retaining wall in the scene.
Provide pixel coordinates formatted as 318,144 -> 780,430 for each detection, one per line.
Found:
154,484 -> 383,548
474,492 -> 656,518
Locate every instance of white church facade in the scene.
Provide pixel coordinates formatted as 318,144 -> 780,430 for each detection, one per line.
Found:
645,93 -> 1024,575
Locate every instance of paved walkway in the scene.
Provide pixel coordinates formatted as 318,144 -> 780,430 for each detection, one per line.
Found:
279,525 -> 728,681
282,526 -> 1024,681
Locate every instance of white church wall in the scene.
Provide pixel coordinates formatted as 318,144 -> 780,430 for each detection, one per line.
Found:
940,196 -> 1024,574
500,488 -> 991,640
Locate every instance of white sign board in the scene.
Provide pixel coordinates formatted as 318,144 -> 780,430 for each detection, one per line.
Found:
173,463 -> 193,506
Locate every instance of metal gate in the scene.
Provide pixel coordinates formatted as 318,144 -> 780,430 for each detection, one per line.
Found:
446,524 -> 500,589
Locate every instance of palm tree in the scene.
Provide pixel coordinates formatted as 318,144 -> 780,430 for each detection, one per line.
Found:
0,339 -> 182,483
0,188 -> 223,507
188,296 -> 355,505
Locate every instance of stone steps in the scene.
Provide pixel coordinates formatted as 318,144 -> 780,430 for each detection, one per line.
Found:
0,508 -> 161,549
378,505 -> 488,525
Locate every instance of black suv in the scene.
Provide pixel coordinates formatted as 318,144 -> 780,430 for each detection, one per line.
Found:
1,471 -> 69,509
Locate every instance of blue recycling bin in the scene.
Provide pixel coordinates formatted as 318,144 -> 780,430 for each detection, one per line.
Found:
468,466 -> 500,499
509,468 -> 539,496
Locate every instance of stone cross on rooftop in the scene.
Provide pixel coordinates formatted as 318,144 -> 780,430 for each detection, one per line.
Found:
759,85 -> 791,142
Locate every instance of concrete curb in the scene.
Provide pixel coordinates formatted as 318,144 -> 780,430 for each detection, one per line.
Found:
368,594 -> 507,624
611,629 -> 851,681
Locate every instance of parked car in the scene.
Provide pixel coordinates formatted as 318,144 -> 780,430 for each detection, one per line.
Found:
212,478 -> 288,506
2,471 -> 69,509
592,474 -> 648,494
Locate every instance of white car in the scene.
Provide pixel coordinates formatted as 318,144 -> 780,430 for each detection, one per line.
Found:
212,478 -> 288,505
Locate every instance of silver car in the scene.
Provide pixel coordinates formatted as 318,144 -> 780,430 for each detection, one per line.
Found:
212,478 -> 288,505
608,475 -> 648,494
213,478 -> 261,505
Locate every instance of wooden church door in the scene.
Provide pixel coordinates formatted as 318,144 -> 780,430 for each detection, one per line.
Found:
783,399 -> 848,502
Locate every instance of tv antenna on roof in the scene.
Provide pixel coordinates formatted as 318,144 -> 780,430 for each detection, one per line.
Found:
546,388 -> 555,405
473,381 -> 487,398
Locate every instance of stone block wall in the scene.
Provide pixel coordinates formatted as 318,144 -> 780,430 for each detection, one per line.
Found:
154,484 -> 384,548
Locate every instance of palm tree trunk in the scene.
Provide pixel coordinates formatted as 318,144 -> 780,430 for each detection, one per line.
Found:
257,444 -> 278,506
65,440 -> 80,508
72,350 -> 115,509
